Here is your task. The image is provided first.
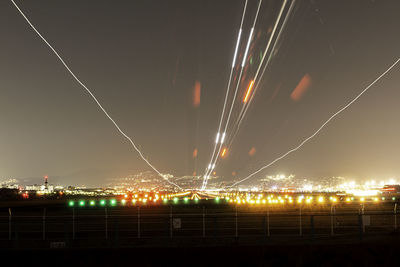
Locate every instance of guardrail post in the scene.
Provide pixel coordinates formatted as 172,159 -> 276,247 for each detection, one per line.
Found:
361,203 -> 365,233
137,206 -> 140,239
235,205 -> 238,238
358,214 -> 363,241
170,205 -> 173,239
8,208 -> 11,241
330,204 -> 334,236
105,207 -> 108,239
299,206 -> 302,236
72,207 -> 75,240
310,215 -> 315,240
267,209 -> 270,237
202,206 -> 205,238
394,203 -> 397,232
43,208 -> 46,241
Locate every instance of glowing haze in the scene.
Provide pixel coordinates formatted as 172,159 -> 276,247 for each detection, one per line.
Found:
0,0 -> 399,187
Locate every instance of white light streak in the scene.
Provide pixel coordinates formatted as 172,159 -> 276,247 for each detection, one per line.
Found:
221,132 -> 226,144
215,132 -> 220,144
201,0 -> 249,189
241,27 -> 254,67
227,57 -> 400,188
10,0 -> 183,190
232,29 -> 243,68
203,0 -> 263,189
226,0 -> 294,152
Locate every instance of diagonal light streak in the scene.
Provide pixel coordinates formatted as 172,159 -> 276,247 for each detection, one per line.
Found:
10,0 -> 183,190
226,57 -> 400,188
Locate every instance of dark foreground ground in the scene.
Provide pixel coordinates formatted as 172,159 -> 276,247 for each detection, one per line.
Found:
1,200 -> 399,266
0,238 -> 399,267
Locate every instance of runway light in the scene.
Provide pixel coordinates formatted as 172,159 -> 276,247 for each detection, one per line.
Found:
163,199 -> 168,203
184,197 -> 189,203
393,197 -> 396,201
215,197 -> 220,203
110,199 -> 117,206
100,200 -> 106,206
346,198 -> 351,202
360,197 -> 365,202
318,196 -> 324,203
68,201 -> 74,207
90,200 -> 95,206
173,198 -> 178,204
142,199 -> 147,204
132,199 -> 137,204
194,198 -> 199,203
79,200 -> 85,207
121,199 -> 126,205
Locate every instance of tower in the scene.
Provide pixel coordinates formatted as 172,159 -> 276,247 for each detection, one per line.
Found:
44,175 -> 48,191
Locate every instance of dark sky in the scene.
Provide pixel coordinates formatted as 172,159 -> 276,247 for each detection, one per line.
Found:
1,0 -> 399,186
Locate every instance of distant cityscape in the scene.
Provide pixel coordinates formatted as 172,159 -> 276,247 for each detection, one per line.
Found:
1,171 -> 399,197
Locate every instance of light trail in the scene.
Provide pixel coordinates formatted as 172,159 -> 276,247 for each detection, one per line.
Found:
226,57 -> 400,188
221,148 -> 227,158
203,0 -> 287,189
202,0 -> 263,189
10,0 -> 183,190
226,0 -> 294,152
243,80 -> 255,103
201,0 -> 248,189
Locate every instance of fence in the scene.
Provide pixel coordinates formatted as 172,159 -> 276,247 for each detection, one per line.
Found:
0,203 -> 398,248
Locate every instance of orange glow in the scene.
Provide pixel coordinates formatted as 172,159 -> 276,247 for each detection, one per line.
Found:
290,74 -> 312,102
192,148 -> 198,158
192,81 -> 201,107
232,171 -> 237,176
221,148 -> 227,158
248,147 -> 256,156
243,80 -> 255,103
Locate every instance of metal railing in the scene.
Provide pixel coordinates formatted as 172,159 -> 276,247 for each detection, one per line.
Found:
0,204 -> 398,248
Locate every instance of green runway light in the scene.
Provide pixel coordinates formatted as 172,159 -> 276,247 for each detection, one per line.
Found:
215,197 -> 220,203
100,200 -> 106,206
184,197 -> 189,203
90,200 -> 95,206
173,197 -> 179,204
163,199 -> 168,203
79,200 -> 85,207
393,197 -> 396,201
110,199 -> 117,206
194,198 -> 199,203
382,197 -> 385,201
68,201 -> 74,207
121,199 -> 126,205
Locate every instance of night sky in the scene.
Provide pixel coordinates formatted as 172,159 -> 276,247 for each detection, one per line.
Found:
1,0 -> 399,186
